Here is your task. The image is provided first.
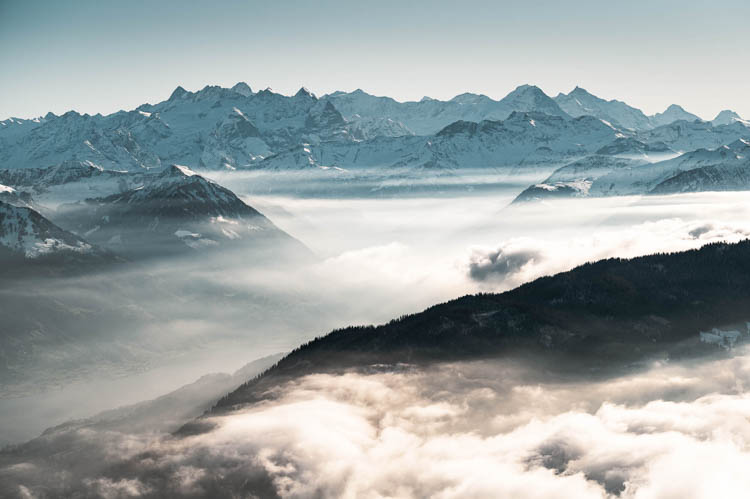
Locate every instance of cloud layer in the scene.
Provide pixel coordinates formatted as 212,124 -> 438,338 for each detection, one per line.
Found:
467,218 -> 750,288
7,349 -> 750,498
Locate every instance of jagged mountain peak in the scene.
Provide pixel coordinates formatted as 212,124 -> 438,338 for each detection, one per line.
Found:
553,86 -> 652,131
169,86 -> 188,100
565,86 -> 627,106
650,103 -> 702,127
500,85 -> 568,118
294,87 -> 315,99
230,82 -> 253,97
664,104 -> 689,114
563,86 -> 597,100
305,99 -> 346,129
503,84 -> 549,101
59,110 -> 85,120
712,110 -> 747,127
658,104 -> 697,118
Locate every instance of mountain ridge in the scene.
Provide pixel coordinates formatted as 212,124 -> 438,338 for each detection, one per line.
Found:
208,239 -> 750,413
53,164 -> 308,258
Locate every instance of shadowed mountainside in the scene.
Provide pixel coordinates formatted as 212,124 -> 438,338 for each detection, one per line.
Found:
213,240 -> 750,411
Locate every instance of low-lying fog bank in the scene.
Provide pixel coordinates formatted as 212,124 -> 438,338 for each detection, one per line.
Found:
4,349 -> 750,498
3,184 -> 750,447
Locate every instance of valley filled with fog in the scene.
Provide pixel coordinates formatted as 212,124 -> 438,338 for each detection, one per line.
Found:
5,0 -> 750,494
1,70 -> 750,497
3,170 -> 750,447
6,326 -> 750,497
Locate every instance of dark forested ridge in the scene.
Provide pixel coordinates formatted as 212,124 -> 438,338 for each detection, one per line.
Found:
212,240 -> 750,412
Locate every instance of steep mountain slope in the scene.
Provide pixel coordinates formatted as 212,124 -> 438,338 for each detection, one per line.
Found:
0,200 -> 99,261
712,110 -> 749,127
513,139 -> 750,201
649,139 -> 750,194
0,84 -> 352,172
0,184 -> 37,210
554,88 -> 712,131
54,165 -> 307,258
512,155 -> 647,203
498,84 -> 568,118
650,104 -> 701,127
554,86 -> 652,131
215,240 -> 750,410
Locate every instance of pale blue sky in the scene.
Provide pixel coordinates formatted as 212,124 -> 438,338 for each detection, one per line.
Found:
1,0 -> 748,120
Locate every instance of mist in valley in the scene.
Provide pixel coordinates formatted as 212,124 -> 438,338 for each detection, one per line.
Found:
3,171 -> 750,448
3,0 -> 750,495
6,347 -> 750,498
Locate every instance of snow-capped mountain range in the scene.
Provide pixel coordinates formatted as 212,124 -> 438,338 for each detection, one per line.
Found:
1,81 -> 749,211
325,84 -> 568,135
553,87 -> 709,131
1,83 -> 746,177
0,163 -> 306,261
251,111 -> 628,173
513,138 -> 750,202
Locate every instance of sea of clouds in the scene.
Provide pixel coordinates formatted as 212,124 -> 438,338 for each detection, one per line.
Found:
6,188 -> 750,495
5,349 -> 750,498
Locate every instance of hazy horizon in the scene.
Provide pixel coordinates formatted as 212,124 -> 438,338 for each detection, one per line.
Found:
2,0 -> 749,120
0,80 -> 736,124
